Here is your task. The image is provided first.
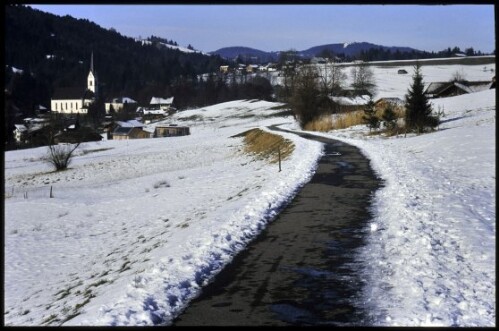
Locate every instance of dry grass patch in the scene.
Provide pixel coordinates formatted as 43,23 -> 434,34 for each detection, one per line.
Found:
234,128 -> 294,163
304,111 -> 365,131
304,107 -> 406,132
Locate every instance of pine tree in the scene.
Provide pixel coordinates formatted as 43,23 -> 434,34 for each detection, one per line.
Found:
404,63 -> 438,134
362,97 -> 379,131
381,104 -> 397,133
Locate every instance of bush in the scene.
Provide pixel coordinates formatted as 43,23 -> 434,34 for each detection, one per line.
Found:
46,142 -> 80,171
381,104 -> 397,133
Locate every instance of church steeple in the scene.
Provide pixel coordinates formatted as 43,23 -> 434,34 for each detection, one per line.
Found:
87,52 -> 97,95
90,51 -> 94,73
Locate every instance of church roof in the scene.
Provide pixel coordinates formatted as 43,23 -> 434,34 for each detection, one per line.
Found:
52,87 -> 95,100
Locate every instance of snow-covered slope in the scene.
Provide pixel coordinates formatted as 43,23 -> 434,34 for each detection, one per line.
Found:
4,100 -> 322,326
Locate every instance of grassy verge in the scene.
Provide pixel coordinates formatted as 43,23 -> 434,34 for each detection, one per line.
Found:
304,107 -> 406,132
234,128 -> 295,164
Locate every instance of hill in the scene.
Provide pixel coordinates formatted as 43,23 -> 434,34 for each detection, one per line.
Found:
211,41 -> 488,64
300,41 -> 418,58
209,46 -> 279,63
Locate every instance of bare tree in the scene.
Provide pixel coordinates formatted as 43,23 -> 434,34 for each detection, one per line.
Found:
450,69 -> 467,83
317,62 -> 347,96
350,62 -> 376,96
290,65 -> 334,128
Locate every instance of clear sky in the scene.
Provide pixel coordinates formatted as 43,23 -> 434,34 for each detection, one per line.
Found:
28,4 -> 495,54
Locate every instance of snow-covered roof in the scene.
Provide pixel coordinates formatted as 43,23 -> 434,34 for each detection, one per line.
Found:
425,81 -> 493,96
14,124 -> 27,132
150,97 -> 174,105
143,109 -> 167,115
116,120 -> 144,128
10,66 -> 24,74
109,97 -> 137,104
331,95 -> 371,106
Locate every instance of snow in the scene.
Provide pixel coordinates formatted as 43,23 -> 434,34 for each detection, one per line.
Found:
331,94 -> 371,106
281,87 -> 496,325
4,100 -> 322,326
115,120 -> 144,128
161,43 -> 202,54
7,65 -> 24,74
149,96 -> 173,105
5,60 -> 495,326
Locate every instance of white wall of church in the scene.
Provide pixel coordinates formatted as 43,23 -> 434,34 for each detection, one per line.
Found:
51,99 -> 88,114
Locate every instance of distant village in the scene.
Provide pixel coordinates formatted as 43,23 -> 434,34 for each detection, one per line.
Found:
11,53 -> 495,148
12,54 -> 191,147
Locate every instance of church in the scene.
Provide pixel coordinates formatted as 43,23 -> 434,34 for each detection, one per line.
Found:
50,53 -> 97,114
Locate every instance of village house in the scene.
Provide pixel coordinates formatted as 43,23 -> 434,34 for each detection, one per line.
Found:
220,65 -> 229,74
112,126 -> 150,140
424,79 -> 494,98
150,96 -> 174,111
154,124 -> 190,138
13,124 -> 28,144
245,64 -> 259,73
112,120 -> 150,140
311,57 -> 327,64
374,97 -> 405,112
104,97 -> 137,114
51,53 -> 97,114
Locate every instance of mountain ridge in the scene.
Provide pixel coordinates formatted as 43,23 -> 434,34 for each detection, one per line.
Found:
210,41 -> 423,63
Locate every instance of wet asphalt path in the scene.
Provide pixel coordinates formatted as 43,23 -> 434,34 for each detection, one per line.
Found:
173,127 -> 381,326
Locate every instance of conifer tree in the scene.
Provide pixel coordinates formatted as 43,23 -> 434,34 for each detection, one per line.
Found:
404,63 -> 439,133
362,97 -> 379,131
381,104 -> 397,133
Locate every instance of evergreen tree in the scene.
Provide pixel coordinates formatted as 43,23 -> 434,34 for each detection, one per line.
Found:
362,97 -> 379,131
404,63 -> 438,134
381,104 -> 397,133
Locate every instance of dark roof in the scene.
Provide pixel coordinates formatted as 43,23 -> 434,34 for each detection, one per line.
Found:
424,82 -> 449,95
52,87 -> 95,100
424,81 -> 492,96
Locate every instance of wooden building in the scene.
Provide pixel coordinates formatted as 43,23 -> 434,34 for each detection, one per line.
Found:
112,127 -> 150,140
154,125 -> 190,138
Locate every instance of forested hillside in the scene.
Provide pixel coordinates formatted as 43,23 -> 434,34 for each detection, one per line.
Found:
5,5 -> 226,110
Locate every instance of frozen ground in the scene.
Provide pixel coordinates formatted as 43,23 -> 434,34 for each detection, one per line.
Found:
4,62 -> 495,326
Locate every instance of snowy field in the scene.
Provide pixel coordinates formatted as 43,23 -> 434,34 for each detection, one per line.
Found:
4,61 -> 495,326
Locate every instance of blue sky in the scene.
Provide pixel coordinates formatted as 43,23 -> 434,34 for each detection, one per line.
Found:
29,4 -> 495,53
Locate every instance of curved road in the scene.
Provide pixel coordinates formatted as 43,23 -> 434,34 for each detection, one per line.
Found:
173,128 -> 381,326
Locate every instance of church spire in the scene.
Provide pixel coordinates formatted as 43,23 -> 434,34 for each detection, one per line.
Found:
87,52 -> 97,95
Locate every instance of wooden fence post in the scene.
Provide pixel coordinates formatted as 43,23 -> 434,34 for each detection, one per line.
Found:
50,186 -> 53,198
278,146 -> 282,172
